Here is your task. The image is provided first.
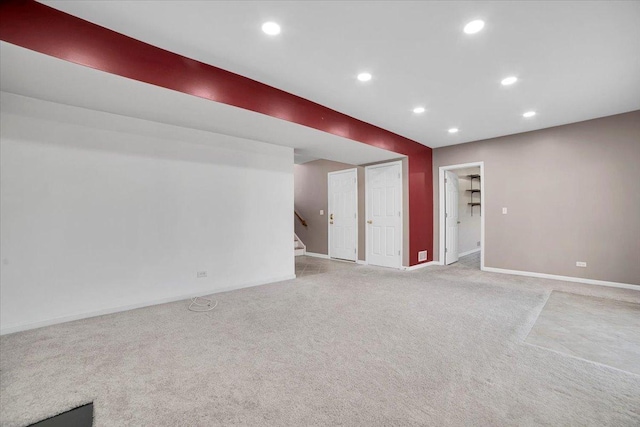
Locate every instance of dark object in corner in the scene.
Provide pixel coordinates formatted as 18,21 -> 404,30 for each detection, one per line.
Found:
29,403 -> 93,427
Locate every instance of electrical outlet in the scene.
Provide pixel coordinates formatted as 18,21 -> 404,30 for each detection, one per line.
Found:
197,271 -> 207,278
576,262 -> 587,268
320,210 -> 324,215
502,207 -> 508,214
418,250 -> 428,262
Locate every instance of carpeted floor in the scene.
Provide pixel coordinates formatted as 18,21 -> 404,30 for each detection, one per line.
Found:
526,291 -> 640,375
1,257 -> 639,426
455,250 -> 481,269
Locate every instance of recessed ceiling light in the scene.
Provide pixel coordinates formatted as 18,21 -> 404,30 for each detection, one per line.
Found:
357,72 -> 372,82
464,20 -> 485,34
413,107 -> 426,114
501,76 -> 518,86
523,111 -> 536,118
448,128 -> 459,134
261,22 -> 281,35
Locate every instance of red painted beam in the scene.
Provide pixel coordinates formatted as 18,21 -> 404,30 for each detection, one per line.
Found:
0,0 -> 433,265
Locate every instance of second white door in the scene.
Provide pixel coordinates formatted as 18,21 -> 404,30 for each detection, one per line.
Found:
328,169 -> 358,261
366,162 -> 402,268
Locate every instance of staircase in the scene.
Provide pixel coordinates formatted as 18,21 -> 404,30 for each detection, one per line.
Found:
294,233 -> 306,256
294,210 -> 307,257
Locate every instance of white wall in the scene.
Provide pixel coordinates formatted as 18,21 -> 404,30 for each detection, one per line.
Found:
456,167 -> 481,255
0,94 -> 294,334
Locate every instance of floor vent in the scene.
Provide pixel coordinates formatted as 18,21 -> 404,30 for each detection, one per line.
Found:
418,250 -> 428,262
29,403 -> 93,427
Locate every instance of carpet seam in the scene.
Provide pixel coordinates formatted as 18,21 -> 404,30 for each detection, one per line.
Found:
521,341 -> 640,378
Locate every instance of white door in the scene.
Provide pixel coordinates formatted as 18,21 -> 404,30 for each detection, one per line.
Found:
445,170 -> 459,265
328,169 -> 358,261
366,162 -> 402,268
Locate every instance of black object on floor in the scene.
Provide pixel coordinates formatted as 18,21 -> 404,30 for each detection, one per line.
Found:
29,403 -> 93,427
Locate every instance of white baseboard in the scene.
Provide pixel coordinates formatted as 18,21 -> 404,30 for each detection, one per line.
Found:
482,266 -> 639,291
305,252 -> 330,259
402,261 -> 440,271
0,274 -> 296,335
459,248 -> 481,257
305,252 -> 359,264
305,252 -> 367,265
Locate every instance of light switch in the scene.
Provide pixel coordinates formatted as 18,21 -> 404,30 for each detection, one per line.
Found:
320,210 -> 324,215
502,207 -> 508,214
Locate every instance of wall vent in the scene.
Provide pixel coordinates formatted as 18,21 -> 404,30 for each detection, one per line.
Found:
418,250 -> 428,262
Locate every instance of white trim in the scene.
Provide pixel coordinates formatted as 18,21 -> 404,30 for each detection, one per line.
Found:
401,261 -> 439,271
305,252 -> 330,259
0,274 -> 297,335
439,162 -> 485,269
327,168 -> 358,262
459,248 -> 481,257
356,259 -> 368,265
483,266 -> 639,291
365,160 -> 404,269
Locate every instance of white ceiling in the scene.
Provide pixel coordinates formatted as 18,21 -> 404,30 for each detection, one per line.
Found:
0,42 -> 401,166
39,0 -> 640,148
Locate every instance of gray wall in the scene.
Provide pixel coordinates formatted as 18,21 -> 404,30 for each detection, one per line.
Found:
294,160 -> 365,260
433,111 -> 640,285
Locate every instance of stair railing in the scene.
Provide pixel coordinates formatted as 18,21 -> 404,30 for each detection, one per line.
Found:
294,210 -> 308,227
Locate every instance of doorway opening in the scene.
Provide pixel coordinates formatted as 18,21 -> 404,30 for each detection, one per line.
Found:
438,162 -> 485,270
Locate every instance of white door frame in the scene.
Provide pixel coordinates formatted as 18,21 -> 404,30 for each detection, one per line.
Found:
438,162 -> 485,270
365,160 -> 403,269
328,168 -> 358,261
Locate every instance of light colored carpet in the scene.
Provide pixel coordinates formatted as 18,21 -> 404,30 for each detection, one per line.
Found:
1,257 -> 639,426
526,291 -> 640,375
455,250 -> 481,269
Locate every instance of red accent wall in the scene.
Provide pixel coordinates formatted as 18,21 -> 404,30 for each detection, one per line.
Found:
0,0 -> 433,265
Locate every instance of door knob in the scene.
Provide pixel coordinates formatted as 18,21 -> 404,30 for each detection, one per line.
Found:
367,220 -> 373,224
330,213 -> 334,220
